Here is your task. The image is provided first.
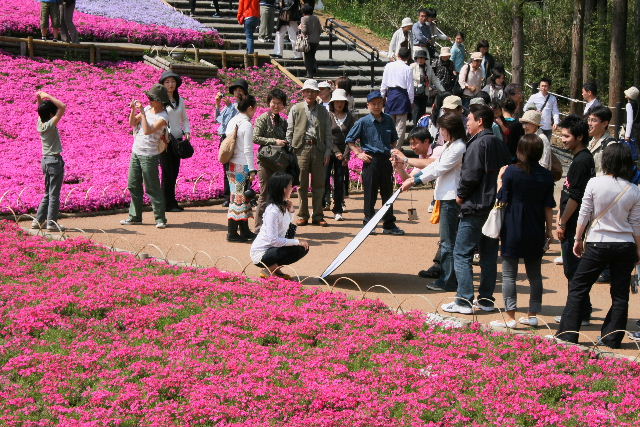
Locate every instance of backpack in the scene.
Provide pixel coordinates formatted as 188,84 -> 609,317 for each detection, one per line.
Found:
416,114 -> 431,129
279,0 -> 300,21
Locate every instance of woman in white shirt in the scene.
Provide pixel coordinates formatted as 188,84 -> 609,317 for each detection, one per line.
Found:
121,84 -> 170,229
159,71 -> 191,213
398,113 -> 467,292
226,95 -> 258,242
556,143 -> 640,349
250,172 -> 310,279
624,86 -> 638,143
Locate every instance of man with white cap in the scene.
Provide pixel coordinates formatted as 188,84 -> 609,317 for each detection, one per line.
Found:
286,79 -> 333,227
524,78 -> 560,141
624,86 -> 639,144
410,49 -> 444,124
458,52 -> 484,110
317,81 -> 332,110
381,46 -> 414,147
388,17 -> 414,61
434,46 -> 456,93
520,109 -> 552,170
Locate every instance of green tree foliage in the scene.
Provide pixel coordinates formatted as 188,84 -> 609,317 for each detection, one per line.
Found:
324,0 -> 637,104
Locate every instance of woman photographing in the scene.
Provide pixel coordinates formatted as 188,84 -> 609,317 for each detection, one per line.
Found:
251,172 -> 310,279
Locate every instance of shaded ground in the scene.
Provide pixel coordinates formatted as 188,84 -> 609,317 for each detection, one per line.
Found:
22,186 -> 640,359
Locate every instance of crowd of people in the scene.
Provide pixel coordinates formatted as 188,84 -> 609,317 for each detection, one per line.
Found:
30,3 -> 640,347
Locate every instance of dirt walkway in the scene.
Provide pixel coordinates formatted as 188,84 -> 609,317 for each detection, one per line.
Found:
24,187 -> 640,359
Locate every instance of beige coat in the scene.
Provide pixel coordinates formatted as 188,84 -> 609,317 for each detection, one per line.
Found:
286,101 -> 333,156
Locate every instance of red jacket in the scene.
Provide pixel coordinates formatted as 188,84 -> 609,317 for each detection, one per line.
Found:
237,0 -> 260,24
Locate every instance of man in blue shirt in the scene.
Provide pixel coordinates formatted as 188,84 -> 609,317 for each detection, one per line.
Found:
345,91 -> 405,235
412,8 -> 431,57
216,79 -> 249,207
450,31 -> 466,74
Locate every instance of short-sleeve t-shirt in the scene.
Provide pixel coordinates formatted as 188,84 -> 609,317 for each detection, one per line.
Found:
37,117 -> 62,156
560,148 -> 595,234
132,107 -> 169,156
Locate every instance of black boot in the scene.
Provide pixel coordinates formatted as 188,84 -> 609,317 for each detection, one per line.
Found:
238,220 -> 257,242
226,219 -> 244,242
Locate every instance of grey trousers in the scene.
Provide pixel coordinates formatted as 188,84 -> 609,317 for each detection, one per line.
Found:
60,0 -> 79,43
36,155 -> 65,225
258,5 -> 275,40
501,255 -> 544,313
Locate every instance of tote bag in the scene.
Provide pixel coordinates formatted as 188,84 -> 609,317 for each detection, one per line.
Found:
481,202 -> 506,239
217,125 -> 238,164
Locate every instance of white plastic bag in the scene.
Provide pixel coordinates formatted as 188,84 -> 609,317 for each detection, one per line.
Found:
315,0 -> 324,10
481,204 -> 505,239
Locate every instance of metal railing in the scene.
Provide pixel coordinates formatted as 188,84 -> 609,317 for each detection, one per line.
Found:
324,18 -> 380,88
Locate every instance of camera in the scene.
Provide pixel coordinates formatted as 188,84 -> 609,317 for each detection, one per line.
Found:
244,184 -> 258,207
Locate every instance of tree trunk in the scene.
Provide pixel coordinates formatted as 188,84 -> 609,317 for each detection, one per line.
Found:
608,0 -> 627,127
635,0 -> 640,86
596,0 -> 608,93
583,0 -> 596,83
511,1 -> 525,86
570,0 -> 585,115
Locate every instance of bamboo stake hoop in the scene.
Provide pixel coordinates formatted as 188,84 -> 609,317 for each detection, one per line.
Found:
331,276 -> 364,296
299,275 -> 332,292
213,255 -> 243,272
190,250 -> 215,267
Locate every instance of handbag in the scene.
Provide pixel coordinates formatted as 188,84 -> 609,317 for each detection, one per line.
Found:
258,144 -> 291,172
294,31 -> 310,53
217,125 -> 238,164
430,200 -> 441,224
550,151 -> 563,181
481,202 -> 506,239
169,132 -> 195,159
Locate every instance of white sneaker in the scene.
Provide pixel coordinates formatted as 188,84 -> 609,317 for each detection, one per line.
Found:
334,213 -> 344,221
554,315 -> 590,326
441,302 -> 472,315
46,223 -> 66,232
258,37 -> 266,43
490,319 -> 517,328
427,204 -> 434,213
31,220 -> 43,229
518,316 -> 538,326
554,256 -> 563,265
155,222 -> 167,229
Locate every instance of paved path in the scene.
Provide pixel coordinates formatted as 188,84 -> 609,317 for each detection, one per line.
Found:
25,187 -> 640,359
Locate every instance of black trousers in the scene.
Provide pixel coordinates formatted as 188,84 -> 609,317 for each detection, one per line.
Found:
323,154 -> 345,213
412,94 -> 429,124
304,42 -> 319,78
160,149 -> 181,210
562,234 -> 592,322
220,134 -> 230,201
362,153 -> 396,229
260,245 -> 308,267
557,242 -> 637,348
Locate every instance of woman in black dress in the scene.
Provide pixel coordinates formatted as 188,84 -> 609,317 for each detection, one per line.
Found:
490,134 -> 555,328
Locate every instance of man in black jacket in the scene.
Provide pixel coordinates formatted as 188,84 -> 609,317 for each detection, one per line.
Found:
442,104 -> 510,314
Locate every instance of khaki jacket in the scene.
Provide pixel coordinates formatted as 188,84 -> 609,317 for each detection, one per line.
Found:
286,101 -> 333,156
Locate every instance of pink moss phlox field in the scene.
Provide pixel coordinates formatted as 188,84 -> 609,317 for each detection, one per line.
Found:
0,222 -> 639,426
0,53 -> 299,213
1,0 -> 223,47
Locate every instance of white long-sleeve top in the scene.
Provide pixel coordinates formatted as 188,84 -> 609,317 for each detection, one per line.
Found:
227,112 -> 255,167
537,129 -> 552,170
577,175 -> 640,243
388,28 -> 414,60
250,204 -> 300,264
380,60 -> 415,104
416,138 -> 466,200
166,96 -> 191,138
524,92 -> 560,131
625,102 -> 634,139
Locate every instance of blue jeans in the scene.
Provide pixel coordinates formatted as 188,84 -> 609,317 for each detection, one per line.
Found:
244,16 -> 260,53
433,199 -> 460,290
453,213 -> 499,307
36,155 -> 65,225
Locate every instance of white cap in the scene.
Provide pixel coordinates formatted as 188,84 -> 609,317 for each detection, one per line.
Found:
401,17 -> 413,27
442,95 -> 462,110
318,81 -> 332,89
624,86 -> 639,101
329,89 -> 349,103
302,79 -> 319,91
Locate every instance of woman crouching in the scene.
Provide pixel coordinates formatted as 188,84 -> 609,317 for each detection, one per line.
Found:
250,172 -> 310,279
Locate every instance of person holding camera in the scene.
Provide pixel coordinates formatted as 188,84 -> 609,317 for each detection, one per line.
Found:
253,88 -> 289,232
225,95 -> 259,242
250,172 -> 310,280
159,71 -> 191,213
121,84 -> 170,228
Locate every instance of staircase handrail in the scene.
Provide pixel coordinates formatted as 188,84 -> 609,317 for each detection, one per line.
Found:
324,18 -> 380,88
